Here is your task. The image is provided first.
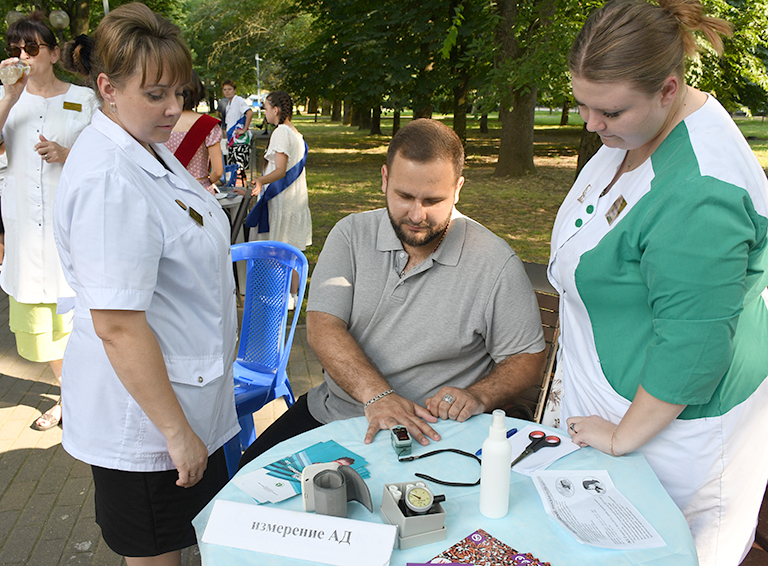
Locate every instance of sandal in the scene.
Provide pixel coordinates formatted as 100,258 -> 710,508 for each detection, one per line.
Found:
31,397 -> 62,431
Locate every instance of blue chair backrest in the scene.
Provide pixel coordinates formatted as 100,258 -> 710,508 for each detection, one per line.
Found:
232,241 -> 308,377
223,163 -> 240,187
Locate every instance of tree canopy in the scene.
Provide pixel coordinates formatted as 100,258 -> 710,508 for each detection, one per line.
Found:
0,0 -> 764,175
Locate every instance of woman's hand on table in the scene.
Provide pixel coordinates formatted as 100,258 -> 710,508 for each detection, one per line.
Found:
566,386 -> 685,457
35,134 -> 69,163
232,179 -> 261,197
425,386 -> 484,422
566,415 -> 618,454
364,393 -> 439,446
167,426 -> 209,487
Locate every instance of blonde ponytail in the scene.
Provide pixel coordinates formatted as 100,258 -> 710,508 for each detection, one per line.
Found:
570,0 -> 732,94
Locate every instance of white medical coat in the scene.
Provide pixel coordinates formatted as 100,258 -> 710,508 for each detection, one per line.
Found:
1,84 -> 98,303
54,111 -> 239,471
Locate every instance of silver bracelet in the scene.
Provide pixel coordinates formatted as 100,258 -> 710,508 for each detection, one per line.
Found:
363,389 -> 394,409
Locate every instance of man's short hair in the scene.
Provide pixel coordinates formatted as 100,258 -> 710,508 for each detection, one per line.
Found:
223,79 -> 236,89
387,119 -> 464,180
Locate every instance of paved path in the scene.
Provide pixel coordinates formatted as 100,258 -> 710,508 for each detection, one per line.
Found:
0,289 -> 323,565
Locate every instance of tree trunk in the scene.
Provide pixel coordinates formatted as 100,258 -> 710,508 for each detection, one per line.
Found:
453,71 -> 470,146
495,86 -> 537,177
331,100 -> 342,122
575,125 -> 602,179
560,99 -> 570,126
370,106 -> 382,135
350,105 -> 360,127
448,0 -> 469,147
493,0 -> 554,177
307,98 -> 318,114
411,42 -> 435,121
71,0 -> 90,37
359,107 -> 372,130
321,99 -> 332,116
393,109 -> 401,136
343,99 -> 352,125
480,114 -> 488,133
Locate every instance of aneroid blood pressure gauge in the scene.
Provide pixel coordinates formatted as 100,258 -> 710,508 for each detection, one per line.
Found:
404,483 -> 445,515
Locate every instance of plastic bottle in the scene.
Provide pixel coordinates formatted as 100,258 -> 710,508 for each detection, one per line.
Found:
479,409 -> 512,518
0,61 -> 29,86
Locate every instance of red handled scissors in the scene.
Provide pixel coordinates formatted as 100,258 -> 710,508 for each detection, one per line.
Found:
511,430 -> 561,467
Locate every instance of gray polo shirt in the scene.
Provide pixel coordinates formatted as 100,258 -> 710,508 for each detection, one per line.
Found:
306,208 -> 545,423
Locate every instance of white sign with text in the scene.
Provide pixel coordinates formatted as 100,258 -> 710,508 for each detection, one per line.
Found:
201,499 -> 397,566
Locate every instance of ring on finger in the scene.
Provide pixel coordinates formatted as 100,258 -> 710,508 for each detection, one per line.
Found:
189,473 -> 197,478
442,393 -> 455,405
569,422 -> 576,432
42,154 -> 48,160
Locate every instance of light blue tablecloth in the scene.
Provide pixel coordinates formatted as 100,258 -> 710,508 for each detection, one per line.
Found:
193,414 -> 698,565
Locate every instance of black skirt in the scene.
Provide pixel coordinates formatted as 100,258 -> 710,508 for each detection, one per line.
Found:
91,447 -> 228,557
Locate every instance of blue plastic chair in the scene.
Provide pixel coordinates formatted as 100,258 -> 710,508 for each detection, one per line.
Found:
223,241 -> 309,476
222,162 -> 240,187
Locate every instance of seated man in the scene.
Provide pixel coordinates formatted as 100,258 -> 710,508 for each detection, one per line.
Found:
239,119 -> 546,468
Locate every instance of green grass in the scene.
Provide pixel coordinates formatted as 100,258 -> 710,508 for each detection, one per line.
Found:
274,111 -> 768,319
734,116 -> 768,168
290,112 -> 582,271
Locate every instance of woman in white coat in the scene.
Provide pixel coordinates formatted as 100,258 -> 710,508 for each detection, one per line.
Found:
54,4 -> 238,564
0,12 -> 98,430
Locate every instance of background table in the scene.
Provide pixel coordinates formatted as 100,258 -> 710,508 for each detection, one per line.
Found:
193,414 -> 698,565
217,190 -> 244,212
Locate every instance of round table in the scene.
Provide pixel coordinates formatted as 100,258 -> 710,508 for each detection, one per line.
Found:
193,414 -> 698,565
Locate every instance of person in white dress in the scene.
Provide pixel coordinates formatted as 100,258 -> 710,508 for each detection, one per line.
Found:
251,90 -> 312,308
0,12 -> 98,431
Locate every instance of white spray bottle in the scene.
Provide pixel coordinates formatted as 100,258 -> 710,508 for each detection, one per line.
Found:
479,409 -> 512,518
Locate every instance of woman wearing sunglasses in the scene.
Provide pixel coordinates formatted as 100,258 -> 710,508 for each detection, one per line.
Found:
0,12 -> 98,431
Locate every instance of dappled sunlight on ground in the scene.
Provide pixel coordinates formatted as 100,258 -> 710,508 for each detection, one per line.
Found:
312,146 -> 388,155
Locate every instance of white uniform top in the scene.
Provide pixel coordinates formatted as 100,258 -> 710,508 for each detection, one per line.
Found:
54,111 -> 239,472
224,94 -> 251,137
548,96 -> 768,566
1,84 -> 98,303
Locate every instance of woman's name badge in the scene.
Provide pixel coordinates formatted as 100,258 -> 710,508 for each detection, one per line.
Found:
189,207 -> 204,226
62,101 -> 82,112
605,195 -> 627,225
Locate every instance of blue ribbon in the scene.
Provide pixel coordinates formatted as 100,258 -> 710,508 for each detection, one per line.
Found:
245,140 -> 309,233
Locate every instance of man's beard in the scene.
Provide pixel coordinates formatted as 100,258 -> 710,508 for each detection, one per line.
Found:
387,206 -> 450,248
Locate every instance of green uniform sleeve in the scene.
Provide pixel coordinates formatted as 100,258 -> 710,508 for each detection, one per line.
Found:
638,176 -> 761,405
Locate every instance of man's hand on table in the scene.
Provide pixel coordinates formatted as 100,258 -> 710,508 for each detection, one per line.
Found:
425,386 -> 486,422
364,393 -> 439,446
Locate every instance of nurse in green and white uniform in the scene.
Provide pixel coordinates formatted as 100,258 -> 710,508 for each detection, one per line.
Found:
549,1 -> 768,565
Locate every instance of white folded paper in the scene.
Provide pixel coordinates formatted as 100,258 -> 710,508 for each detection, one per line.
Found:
201,499 -> 398,566
509,424 -> 580,475
232,468 -> 299,503
532,469 -> 666,550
